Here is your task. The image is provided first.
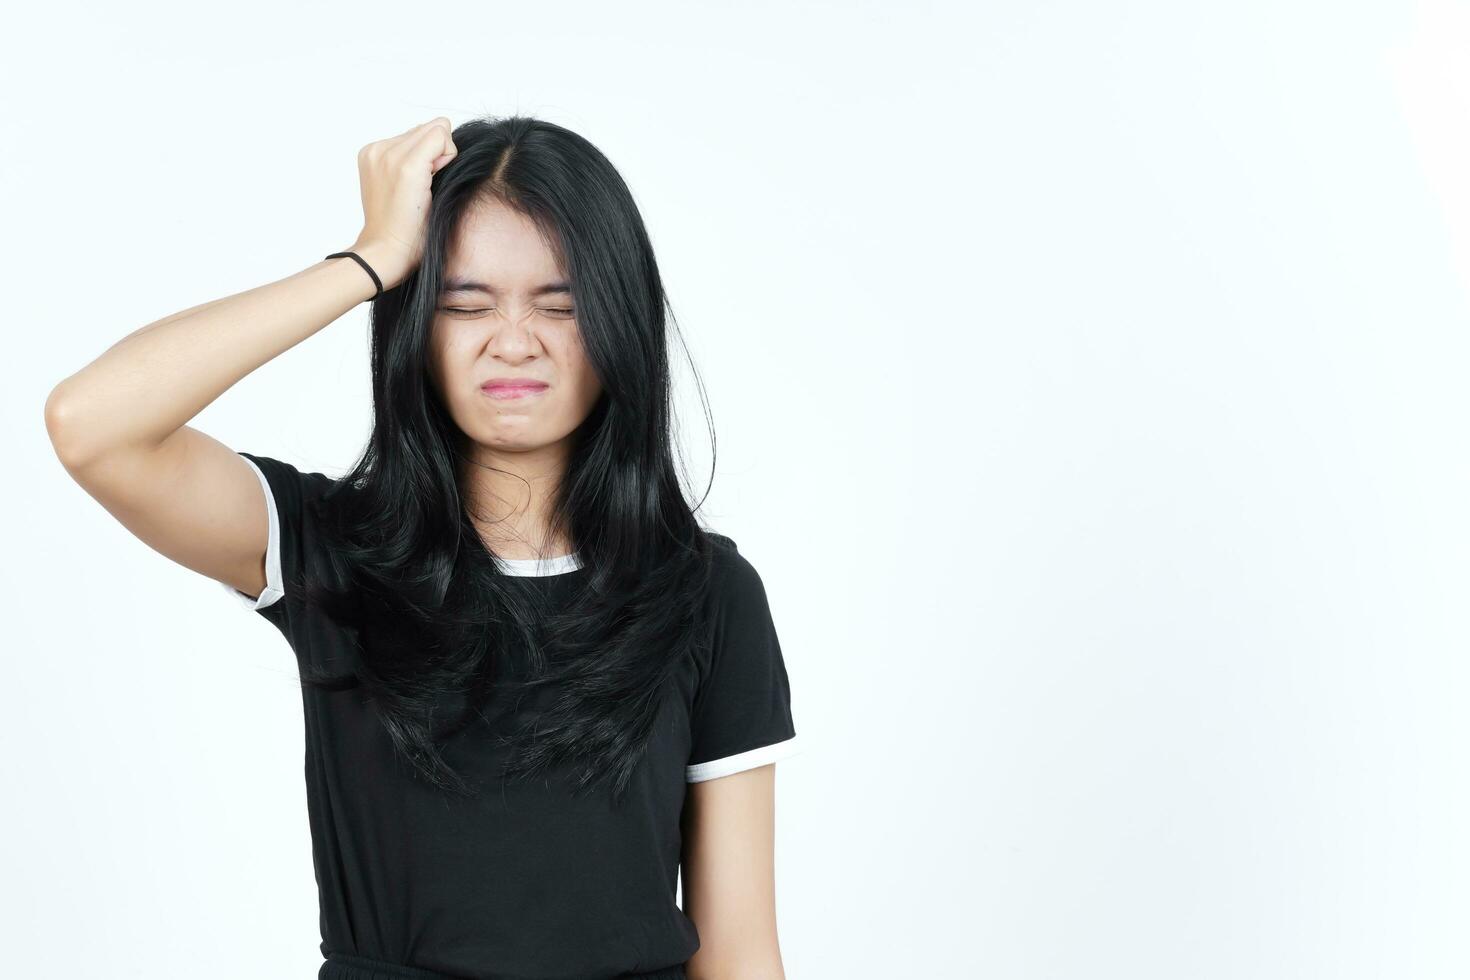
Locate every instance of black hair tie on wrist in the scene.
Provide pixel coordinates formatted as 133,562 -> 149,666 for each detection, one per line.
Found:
325,250 -> 385,301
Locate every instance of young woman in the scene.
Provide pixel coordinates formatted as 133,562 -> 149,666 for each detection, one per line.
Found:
44,115 -> 801,980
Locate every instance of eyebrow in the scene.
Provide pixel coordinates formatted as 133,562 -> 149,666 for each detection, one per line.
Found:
440,277 -> 573,296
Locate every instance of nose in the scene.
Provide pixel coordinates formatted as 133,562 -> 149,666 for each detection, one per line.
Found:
482,311 -> 541,363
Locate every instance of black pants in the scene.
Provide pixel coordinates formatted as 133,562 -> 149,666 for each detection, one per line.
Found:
319,950 -> 687,980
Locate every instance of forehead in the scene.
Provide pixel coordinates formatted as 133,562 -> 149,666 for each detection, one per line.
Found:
443,198 -> 567,292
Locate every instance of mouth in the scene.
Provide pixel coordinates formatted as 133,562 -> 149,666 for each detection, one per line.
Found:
481,381 -> 549,401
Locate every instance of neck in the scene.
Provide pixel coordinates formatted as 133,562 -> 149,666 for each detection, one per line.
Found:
457,438 -> 574,560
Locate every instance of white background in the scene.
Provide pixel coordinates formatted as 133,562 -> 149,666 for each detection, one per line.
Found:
5,1 -> 1469,977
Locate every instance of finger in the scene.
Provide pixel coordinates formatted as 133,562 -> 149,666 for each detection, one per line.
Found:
402,120 -> 457,168
389,117 -> 450,148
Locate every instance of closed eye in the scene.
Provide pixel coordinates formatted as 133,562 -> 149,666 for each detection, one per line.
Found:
439,307 -> 577,319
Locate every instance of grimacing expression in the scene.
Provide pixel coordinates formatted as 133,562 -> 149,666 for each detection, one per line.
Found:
429,198 -> 604,453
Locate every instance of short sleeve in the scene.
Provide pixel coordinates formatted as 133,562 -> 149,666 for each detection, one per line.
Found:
218,452 -> 329,636
685,546 -> 801,783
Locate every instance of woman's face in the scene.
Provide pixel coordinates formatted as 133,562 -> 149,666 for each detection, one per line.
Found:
429,198 -> 603,457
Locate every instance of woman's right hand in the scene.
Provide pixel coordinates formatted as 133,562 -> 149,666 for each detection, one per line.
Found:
349,117 -> 459,290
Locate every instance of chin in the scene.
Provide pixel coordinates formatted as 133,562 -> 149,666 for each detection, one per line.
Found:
472,428 -> 546,452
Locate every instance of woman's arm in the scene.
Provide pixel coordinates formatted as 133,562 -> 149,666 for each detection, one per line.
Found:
43,118 -> 454,599
680,764 -> 789,980
43,243 -> 394,599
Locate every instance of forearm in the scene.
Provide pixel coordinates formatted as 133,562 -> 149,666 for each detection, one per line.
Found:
44,240 -> 396,468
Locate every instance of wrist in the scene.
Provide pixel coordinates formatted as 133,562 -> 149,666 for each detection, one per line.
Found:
347,237 -> 411,291
322,250 -> 382,304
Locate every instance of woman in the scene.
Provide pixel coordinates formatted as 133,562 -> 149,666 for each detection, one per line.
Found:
44,115 -> 801,980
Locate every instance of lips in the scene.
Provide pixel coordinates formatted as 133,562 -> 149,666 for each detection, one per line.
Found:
481,380 -> 549,400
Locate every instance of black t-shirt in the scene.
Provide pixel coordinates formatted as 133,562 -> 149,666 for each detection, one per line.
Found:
219,452 -> 801,979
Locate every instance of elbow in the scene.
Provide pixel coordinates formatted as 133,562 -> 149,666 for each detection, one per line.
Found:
44,383 -> 96,472
686,966 -> 786,980
685,951 -> 787,980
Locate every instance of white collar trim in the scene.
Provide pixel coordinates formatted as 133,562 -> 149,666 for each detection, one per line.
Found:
494,551 -> 584,577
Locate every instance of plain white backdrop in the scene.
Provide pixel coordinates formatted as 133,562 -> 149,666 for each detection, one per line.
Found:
5,0 -> 1470,977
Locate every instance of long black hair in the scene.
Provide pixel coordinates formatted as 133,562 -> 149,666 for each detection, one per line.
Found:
295,114 -> 723,806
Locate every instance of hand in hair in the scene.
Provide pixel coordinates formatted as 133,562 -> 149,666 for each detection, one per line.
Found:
348,116 -> 459,290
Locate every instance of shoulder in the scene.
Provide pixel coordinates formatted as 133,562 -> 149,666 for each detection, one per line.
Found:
238,451 -> 334,486
702,531 -> 772,613
705,531 -> 756,581
237,451 -> 341,514
233,451 -> 348,593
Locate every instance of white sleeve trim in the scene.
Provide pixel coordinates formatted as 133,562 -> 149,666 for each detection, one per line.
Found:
219,455 -> 285,611
685,733 -> 802,783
